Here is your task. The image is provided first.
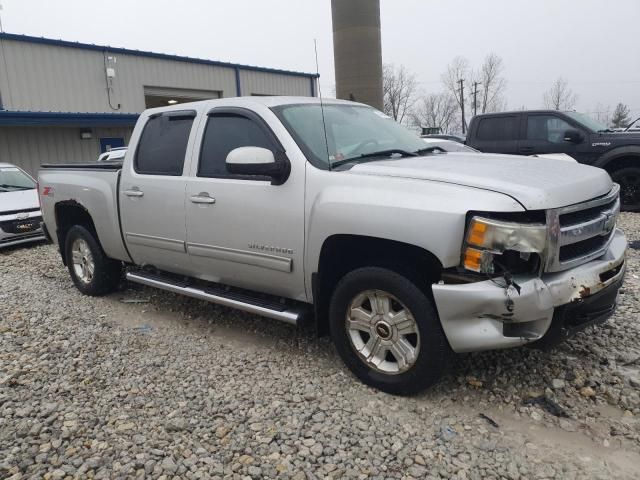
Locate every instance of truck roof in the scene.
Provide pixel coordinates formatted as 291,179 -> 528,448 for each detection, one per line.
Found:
473,109 -> 575,118
142,96 -> 363,116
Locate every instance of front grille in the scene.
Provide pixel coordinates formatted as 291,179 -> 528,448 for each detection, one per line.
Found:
545,185 -> 620,272
559,199 -> 617,227
559,234 -> 611,262
0,216 -> 42,234
0,207 -> 40,217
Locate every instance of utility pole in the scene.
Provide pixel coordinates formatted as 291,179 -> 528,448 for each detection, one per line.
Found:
0,4 -> 4,33
458,79 -> 466,134
472,81 -> 481,117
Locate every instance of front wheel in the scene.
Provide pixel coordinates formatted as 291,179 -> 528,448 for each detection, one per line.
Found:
64,225 -> 122,296
610,166 -> 640,212
329,267 -> 449,395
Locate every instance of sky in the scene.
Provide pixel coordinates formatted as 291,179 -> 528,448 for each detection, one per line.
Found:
1,0 -> 639,120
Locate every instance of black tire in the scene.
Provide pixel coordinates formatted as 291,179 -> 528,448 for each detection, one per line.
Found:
610,166 -> 640,212
329,267 -> 449,395
64,225 -> 122,296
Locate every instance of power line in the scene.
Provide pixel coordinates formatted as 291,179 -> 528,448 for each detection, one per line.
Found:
472,81 -> 481,117
584,107 -> 640,115
416,79 -> 640,86
458,79 -> 466,134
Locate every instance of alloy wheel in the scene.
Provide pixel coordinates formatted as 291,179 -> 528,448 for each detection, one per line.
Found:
71,238 -> 95,284
345,289 -> 420,374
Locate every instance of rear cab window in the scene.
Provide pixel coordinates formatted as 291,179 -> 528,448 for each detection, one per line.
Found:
134,111 -> 196,175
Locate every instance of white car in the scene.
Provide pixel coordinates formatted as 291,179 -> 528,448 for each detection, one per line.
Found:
0,163 -> 45,248
97,147 -> 127,162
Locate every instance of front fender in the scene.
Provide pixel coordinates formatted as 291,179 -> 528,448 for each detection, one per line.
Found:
594,146 -> 640,169
303,168 -> 524,300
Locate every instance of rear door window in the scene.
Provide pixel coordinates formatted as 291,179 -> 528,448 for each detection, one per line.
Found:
135,112 -> 195,175
477,116 -> 519,141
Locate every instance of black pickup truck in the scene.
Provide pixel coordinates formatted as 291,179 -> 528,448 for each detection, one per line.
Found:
466,110 -> 640,211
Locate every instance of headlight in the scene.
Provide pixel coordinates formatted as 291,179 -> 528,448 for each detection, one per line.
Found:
462,216 -> 546,273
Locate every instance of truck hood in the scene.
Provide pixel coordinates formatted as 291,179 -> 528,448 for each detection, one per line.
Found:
0,188 -> 39,214
592,131 -> 640,144
348,152 -> 613,210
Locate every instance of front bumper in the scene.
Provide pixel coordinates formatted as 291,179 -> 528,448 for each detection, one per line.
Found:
433,228 -> 627,353
0,211 -> 45,249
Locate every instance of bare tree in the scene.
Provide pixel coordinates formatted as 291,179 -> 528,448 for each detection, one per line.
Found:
411,93 -> 460,134
611,103 -> 631,128
471,53 -> 507,114
441,56 -> 470,123
593,103 -> 611,126
543,77 -> 577,110
382,64 -> 417,124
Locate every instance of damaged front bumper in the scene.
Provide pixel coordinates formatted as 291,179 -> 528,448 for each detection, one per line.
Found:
433,229 -> 627,353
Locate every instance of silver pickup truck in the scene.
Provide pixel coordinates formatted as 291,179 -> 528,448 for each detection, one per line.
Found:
39,97 -> 627,394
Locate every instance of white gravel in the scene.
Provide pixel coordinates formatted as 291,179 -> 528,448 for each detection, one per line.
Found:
1,213 -> 639,479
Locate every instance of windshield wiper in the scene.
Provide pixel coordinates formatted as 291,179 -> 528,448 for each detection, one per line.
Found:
331,149 -> 418,168
0,184 -> 33,190
624,117 -> 640,132
597,128 -> 616,133
414,146 -> 446,155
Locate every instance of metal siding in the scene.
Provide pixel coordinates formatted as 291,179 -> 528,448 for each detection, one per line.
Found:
0,126 -> 133,175
0,39 -> 238,113
239,70 -> 312,97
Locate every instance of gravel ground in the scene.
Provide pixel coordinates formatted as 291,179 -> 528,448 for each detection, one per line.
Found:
1,213 -> 639,480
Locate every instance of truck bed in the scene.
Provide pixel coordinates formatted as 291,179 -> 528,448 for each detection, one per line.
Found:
38,165 -> 131,263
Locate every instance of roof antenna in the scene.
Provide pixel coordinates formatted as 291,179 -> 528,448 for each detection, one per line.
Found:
314,39 -> 331,170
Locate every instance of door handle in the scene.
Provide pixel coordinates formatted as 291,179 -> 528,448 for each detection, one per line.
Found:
190,193 -> 216,204
124,189 -> 144,197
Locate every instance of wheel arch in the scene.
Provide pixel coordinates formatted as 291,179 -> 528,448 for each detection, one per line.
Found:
54,200 -> 99,265
594,147 -> 640,171
312,234 -> 443,336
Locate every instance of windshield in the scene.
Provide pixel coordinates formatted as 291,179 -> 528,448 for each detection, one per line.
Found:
273,103 -> 427,168
0,167 -> 36,192
565,112 -> 608,132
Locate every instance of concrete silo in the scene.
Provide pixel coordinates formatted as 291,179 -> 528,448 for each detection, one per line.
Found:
331,0 -> 384,110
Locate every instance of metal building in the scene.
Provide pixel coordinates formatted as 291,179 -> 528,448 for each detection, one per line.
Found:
0,33 -> 318,175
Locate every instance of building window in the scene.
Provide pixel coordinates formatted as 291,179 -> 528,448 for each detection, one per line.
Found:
143,86 -> 221,108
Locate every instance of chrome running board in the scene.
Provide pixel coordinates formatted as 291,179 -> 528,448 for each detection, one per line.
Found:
126,271 -> 302,326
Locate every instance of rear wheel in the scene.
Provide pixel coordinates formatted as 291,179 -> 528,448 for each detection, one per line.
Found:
329,267 -> 449,395
64,225 -> 122,296
610,166 -> 640,212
